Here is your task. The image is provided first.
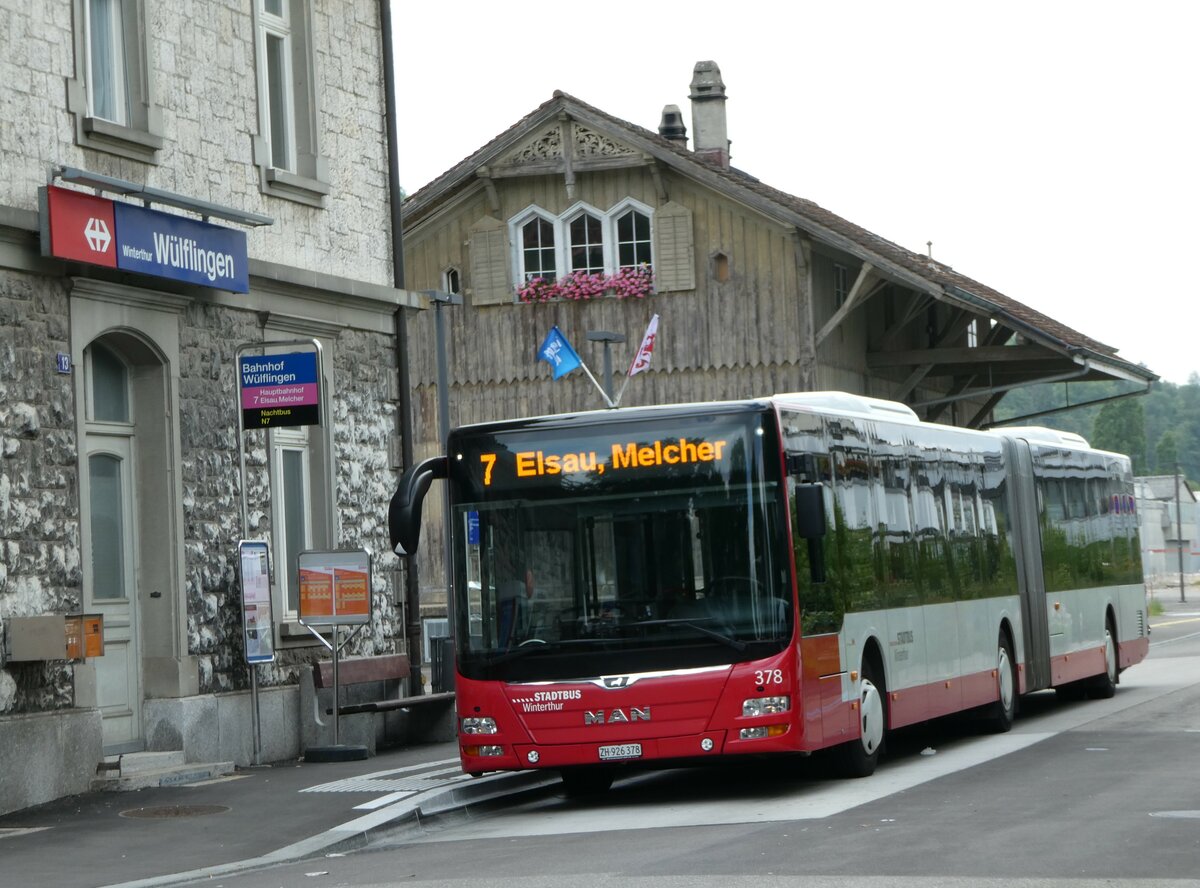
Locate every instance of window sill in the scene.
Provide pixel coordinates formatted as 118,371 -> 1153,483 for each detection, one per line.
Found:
262,167 -> 331,208
79,116 -> 163,163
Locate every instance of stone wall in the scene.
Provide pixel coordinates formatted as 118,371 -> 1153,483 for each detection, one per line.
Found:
0,1 -> 392,288
176,301 -> 401,695
0,269 -> 79,713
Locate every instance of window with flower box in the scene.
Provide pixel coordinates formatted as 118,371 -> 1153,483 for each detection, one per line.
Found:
509,200 -> 655,301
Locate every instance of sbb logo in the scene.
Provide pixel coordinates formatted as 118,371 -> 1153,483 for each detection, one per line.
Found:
84,217 -> 112,253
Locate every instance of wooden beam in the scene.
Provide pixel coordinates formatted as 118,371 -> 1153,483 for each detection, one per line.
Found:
933,308 -> 971,347
473,167 -> 500,215
967,392 -> 1007,429
879,292 -> 933,352
867,344 -> 1063,368
895,363 -> 934,402
559,116 -> 576,199
793,231 -> 817,390
815,263 -> 878,347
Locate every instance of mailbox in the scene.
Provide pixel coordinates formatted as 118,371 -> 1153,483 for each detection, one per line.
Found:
1,614 -> 104,662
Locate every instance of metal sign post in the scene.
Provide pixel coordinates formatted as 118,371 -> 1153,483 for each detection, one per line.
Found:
297,548 -> 373,762
234,337 -> 334,764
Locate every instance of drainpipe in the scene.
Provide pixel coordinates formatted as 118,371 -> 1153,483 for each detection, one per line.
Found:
380,0 -> 423,695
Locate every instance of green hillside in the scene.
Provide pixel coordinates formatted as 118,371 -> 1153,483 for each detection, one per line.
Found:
991,375 -> 1200,484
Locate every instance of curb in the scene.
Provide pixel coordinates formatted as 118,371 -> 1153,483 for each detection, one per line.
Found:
100,769 -> 560,888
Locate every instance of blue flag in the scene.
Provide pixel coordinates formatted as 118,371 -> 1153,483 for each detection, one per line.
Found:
536,326 -> 582,380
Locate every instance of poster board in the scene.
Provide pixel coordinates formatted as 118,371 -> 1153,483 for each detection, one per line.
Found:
238,540 -> 276,664
297,549 -> 372,626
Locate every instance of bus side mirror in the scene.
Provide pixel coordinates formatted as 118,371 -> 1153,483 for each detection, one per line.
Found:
792,484 -> 826,539
388,456 -> 448,556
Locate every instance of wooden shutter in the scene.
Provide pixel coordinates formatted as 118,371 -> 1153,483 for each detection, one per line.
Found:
468,216 -> 511,306
652,201 -> 695,293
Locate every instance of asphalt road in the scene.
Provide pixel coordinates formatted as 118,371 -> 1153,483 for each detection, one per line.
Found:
208,600 -> 1200,888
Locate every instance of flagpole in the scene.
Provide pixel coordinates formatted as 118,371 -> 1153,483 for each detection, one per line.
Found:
578,360 -> 615,408
613,368 -> 634,407
615,313 -> 660,407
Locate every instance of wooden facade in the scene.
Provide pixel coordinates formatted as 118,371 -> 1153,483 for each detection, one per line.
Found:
399,74 -> 1155,603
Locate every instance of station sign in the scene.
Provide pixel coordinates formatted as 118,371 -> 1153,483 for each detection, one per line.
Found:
41,185 -> 249,293
239,351 -> 320,429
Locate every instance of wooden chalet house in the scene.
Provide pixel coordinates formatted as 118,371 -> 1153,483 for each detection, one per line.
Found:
399,61 -> 1155,601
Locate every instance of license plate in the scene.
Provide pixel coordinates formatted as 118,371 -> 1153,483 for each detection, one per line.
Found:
598,742 -> 642,761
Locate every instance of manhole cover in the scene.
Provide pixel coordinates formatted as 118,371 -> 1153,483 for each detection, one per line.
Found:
119,804 -> 230,819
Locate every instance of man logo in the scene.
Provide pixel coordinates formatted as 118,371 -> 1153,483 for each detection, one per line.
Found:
84,217 -> 112,253
583,707 -> 650,725
603,676 -> 631,689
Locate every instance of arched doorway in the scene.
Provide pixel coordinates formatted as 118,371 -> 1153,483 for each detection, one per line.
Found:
80,331 -> 177,753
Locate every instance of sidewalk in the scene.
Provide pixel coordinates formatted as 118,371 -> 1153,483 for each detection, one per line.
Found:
0,740 -> 556,888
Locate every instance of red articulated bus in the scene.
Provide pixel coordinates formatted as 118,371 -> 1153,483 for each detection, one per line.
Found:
389,392 -> 1149,794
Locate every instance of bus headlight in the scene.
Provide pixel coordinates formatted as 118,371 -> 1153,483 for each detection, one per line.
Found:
739,725 -> 788,740
463,745 -> 504,757
461,716 -> 498,734
742,695 -> 790,717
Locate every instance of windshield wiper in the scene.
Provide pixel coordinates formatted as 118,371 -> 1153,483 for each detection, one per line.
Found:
629,618 -> 746,652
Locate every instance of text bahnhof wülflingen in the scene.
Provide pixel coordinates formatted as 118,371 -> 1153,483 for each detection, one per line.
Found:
241,359 -> 299,387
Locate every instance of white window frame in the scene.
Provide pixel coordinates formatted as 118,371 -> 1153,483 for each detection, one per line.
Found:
270,424 -> 314,622
66,0 -> 163,162
258,2 -> 297,173
607,198 -> 655,271
252,0 -> 331,207
86,0 -> 129,125
442,266 -> 462,296
508,200 -> 657,293
509,206 -> 562,284
562,202 -> 608,275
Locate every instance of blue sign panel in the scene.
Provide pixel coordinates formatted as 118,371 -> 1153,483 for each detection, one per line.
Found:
467,511 -> 480,545
239,351 -> 320,428
113,202 -> 249,293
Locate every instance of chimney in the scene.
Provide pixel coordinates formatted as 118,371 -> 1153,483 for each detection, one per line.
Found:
689,60 -> 729,168
658,104 -> 688,146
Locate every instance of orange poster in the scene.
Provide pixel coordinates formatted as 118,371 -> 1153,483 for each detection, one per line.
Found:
334,569 -> 370,618
299,568 -> 334,618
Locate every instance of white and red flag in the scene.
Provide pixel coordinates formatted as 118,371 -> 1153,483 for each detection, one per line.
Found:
627,313 -> 660,377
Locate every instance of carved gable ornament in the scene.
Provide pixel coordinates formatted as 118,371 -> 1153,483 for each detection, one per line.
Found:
574,125 -> 639,159
509,125 -> 563,163
501,121 -> 639,170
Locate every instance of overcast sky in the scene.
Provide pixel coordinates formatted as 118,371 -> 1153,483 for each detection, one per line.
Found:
394,1 -> 1198,385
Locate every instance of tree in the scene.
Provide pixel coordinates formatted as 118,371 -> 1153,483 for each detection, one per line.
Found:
1156,430 -> 1179,473
1091,398 -> 1147,473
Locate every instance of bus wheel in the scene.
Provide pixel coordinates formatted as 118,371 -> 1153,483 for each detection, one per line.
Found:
1086,620 -> 1118,699
837,662 -> 884,778
560,767 -> 614,797
985,633 -> 1017,733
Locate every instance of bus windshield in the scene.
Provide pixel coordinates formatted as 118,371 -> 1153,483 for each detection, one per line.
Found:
448,409 -> 791,682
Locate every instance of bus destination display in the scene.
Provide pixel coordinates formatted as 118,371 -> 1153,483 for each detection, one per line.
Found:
476,435 -> 730,486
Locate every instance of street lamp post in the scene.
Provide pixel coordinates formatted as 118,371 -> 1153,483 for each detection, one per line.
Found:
586,330 -> 626,405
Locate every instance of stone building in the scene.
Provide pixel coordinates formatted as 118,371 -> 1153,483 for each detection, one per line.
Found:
0,1 -> 418,813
